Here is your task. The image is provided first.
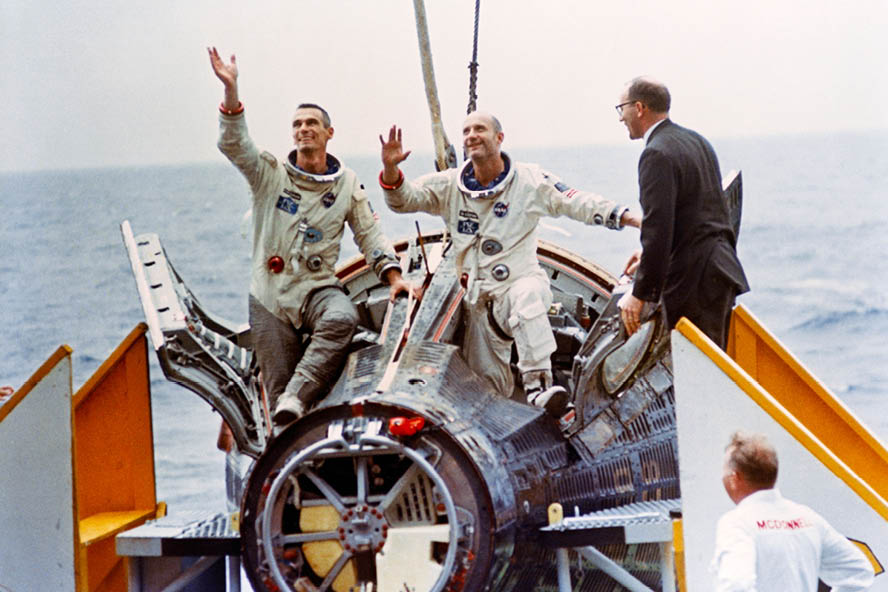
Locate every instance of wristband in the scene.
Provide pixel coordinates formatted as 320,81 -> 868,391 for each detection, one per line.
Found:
378,169 -> 404,190
219,101 -> 244,116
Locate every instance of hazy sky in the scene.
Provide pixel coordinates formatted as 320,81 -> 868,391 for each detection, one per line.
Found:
3,0 -> 886,172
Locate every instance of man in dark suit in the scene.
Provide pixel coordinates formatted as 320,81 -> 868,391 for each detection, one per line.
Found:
616,77 -> 748,349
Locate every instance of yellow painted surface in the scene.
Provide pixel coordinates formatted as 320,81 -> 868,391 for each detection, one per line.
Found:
302,540 -> 357,592
676,317 -> 888,521
299,505 -> 356,592
71,324 -> 158,591
672,519 -> 686,592
299,505 -> 340,532
547,502 -> 564,525
850,539 -> 885,575
728,305 -> 888,500
79,509 -> 157,546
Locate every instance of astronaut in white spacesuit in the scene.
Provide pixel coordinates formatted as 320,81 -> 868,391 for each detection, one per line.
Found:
379,112 -> 640,413
209,47 -> 413,426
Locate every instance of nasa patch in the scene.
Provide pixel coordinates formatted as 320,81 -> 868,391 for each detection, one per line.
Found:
322,192 -> 336,208
457,219 -> 480,235
276,195 -> 299,215
493,202 -> 509,218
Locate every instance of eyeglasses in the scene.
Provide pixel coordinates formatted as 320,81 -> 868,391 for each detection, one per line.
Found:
615,101 -> 636,116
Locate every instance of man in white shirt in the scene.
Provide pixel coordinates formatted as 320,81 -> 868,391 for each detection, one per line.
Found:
712,431 -> 874,591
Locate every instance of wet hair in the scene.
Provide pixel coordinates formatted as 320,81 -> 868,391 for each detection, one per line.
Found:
725,431 -> 778,489
627,78 -> 671,114
295,103 -> 332,128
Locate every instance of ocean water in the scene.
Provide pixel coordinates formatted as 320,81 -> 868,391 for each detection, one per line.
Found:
1,130 -> 886,515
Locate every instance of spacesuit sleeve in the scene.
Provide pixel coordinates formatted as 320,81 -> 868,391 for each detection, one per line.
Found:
536,170 -> 629,230
710,514 -> 757,592
382,170 -> 450,218
217,111 -> 277,201
818,518 -> 875,591
347,184 -> 401,283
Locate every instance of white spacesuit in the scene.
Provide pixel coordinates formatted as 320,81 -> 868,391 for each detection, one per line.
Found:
218,110 -> 400,417
383,153 -> 629,400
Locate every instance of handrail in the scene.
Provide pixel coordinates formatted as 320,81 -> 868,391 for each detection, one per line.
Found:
677,317 -> 888,521
727,304 -> 888,500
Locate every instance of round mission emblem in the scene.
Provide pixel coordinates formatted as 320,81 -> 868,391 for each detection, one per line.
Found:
493,202 -> 509,217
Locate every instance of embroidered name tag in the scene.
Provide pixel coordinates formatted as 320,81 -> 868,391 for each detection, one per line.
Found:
276,195 -> 300,215
457,219 -> 479,235
459,209 -> 479,220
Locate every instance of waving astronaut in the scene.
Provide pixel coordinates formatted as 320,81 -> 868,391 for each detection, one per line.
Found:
379,111 -> 640,414
209,47 -> 413,427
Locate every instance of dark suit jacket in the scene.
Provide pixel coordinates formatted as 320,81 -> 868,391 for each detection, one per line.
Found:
632,119 -> 749,328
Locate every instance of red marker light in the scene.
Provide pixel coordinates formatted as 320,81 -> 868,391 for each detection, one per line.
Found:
267,256 -> 284,274
389,416 -> 426,436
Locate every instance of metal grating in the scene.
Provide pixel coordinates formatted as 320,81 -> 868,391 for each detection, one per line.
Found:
387,471 -> 437,526
546,498 -> 680,532
178,512 -> 238,539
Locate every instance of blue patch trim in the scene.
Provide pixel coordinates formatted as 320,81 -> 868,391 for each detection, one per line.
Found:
276,195 -> 300,215
457,219 -> 479,235
554,181 -> 571,193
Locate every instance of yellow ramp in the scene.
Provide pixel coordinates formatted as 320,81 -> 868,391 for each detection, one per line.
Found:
672,312 -> 888,591
0,325 -> 163,592
73,323 -> 164,591
728,304 -> 888,498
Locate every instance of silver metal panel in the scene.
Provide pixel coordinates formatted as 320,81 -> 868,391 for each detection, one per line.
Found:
542,498 -> 680,544
117,512 -> 239,557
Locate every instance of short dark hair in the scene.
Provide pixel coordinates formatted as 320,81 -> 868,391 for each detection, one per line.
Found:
726,431 -> 778,489
295,103 -> 332,128
627,78 -> 671,114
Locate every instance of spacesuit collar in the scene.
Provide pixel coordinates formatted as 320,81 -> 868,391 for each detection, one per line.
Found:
458,152 -> 514,199
284,151 -> 344,184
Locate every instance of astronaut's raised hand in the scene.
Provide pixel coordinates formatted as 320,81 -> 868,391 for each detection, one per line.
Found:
379,125 -> 412,185
208,47 -> 238,88
207,46 -> 240,111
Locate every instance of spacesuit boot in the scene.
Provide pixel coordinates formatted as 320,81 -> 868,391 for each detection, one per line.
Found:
523,370 -> 568,416
273,372 -> 324,427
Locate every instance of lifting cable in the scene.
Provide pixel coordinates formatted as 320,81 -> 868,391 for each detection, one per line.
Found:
466,0 -> 481,114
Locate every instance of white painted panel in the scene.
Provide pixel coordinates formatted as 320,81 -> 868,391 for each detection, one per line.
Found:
672,330 -> 888,591
0,356 -> 76,591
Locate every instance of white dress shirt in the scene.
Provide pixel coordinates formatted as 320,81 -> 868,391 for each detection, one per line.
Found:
711,488 -> 874,591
